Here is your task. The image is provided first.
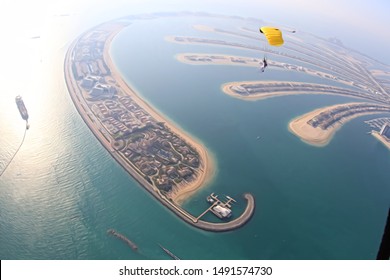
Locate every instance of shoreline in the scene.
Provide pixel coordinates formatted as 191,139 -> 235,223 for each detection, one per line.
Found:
288,103 -> 388,147
371,131 -> 390,150
103,28 -> 215,204
167,149 -> 216,205
221,81 -> 351,102
174,53 -> 384,97
288,105 -> 342,147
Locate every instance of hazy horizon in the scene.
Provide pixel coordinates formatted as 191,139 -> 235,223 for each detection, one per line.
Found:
1,0 -> 390,64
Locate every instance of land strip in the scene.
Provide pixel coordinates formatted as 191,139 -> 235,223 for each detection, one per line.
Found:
288,103 -> 390,146
64,21 -> 255,231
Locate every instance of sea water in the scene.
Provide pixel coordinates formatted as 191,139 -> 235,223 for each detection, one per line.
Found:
0,14 -> 389,260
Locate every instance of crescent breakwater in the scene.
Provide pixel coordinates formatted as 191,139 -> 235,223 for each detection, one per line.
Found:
64,19 -> 255,231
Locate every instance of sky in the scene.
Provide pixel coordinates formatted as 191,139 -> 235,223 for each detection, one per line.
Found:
1,0 -> 389,63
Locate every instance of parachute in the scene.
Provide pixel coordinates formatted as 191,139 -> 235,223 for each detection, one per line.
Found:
259,27 -> 284,47
258,26 -> 293,72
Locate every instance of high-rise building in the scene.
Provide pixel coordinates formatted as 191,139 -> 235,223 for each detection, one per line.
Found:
379,123 -> 390,138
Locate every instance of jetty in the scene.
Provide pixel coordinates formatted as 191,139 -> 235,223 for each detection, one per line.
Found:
158,244 -> 180,260
196,193 -> 236,221
107,229 -> 138,251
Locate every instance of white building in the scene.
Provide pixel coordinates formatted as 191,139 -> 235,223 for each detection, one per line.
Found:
212,205 -> 232,219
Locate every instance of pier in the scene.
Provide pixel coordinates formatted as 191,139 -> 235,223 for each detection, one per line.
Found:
107,229 -> 138,251
195,193 -> 236,221
158,244 -> 180,260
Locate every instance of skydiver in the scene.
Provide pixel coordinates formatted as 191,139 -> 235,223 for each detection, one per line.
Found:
260,57 -> 268,72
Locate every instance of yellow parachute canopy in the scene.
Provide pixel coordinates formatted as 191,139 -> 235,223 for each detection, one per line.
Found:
259,27 -> 284,46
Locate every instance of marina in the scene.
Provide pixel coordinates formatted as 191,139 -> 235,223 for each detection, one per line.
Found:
196,193 -> 236,221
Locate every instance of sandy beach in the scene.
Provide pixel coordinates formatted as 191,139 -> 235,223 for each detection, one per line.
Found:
168,154 -> 216,204
102,25 -> 215,204
175,53 -> 261,67
288,106 -> 340,147
288,103 -> 386,147
371,131 -> 390,150
370,69 -> 390,78
192,24 -> 215,32
175,53 -> 362,92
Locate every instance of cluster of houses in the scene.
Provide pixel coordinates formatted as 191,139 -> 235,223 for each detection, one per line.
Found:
90,97 -> 153,138
379,123 -> 390,139
71,28 -> 203,194
308,104 -> 390,130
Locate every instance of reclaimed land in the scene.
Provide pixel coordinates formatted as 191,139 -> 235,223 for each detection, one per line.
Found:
169,25 -> 390,146
64,21 -> 255,231
289,103 -> 390,147
176,53 -> 364,92
174,53 -> 390,146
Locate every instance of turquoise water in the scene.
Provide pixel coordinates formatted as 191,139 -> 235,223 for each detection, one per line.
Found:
0,14 -> 389,260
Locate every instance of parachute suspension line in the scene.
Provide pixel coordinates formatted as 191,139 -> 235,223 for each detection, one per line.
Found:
0,121 -> 28,177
